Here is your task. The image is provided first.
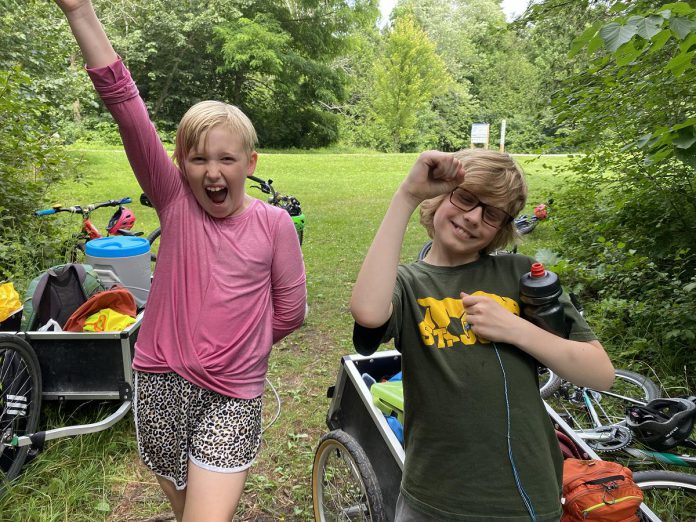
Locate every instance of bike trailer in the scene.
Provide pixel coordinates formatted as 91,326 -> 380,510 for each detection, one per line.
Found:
16,312 -> 142,402
316,351 -> 663,522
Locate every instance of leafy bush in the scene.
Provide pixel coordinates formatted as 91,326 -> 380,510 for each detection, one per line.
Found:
549,177 -> 696,383
0,67 -> 79,291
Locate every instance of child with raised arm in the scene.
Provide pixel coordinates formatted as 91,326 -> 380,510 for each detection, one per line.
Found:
53,1 -> 306,520
350,149 -> 614,521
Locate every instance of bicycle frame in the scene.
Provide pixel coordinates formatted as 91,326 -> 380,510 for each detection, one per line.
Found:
561,385 -> 696,468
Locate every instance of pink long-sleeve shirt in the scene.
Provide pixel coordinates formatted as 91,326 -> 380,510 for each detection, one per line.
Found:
87,59 -> 306,399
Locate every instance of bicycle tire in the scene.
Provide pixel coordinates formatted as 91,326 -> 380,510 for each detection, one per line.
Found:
539,367 -> 563,399
146,227 -> 160,263
417,240 -> 432,261
0,336 -> 42,493
633,470 -> 696,520
613,369 -> 662,404
312,429 -> 386,522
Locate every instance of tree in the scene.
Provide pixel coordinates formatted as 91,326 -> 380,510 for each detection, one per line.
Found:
529,0 -> 696,376
394,0 -> 542,151
0,68 -> 78,284
370,14 -> 451,151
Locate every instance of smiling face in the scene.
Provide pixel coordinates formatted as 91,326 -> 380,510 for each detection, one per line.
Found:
419,149 -> 527,265
428,190 -> 501,266
183,125 -> 258,219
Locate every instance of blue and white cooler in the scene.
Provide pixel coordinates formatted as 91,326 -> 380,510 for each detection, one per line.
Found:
85,236 -> 151,307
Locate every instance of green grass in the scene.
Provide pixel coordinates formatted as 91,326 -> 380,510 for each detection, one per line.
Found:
2,151 -> 691,520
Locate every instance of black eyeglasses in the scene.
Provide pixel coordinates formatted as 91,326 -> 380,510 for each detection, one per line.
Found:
449,188 -> 512,228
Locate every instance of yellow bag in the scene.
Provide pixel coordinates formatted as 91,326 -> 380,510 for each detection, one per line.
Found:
0,282 -> 21,322
83,308 -> 136,332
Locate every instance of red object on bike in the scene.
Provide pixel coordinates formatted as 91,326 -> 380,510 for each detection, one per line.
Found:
107,207 -> 136,235
533,204 -> 548,220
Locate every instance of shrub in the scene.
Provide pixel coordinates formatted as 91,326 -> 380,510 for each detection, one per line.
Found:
0,67 -> 79,291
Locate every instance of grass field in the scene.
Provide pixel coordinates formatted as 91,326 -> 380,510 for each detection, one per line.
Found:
0,150 -> 574,521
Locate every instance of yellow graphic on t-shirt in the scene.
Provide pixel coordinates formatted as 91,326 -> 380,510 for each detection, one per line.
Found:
417,291 -> 520,349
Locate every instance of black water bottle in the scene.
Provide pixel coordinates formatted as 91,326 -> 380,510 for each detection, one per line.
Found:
519,262 -> 569,338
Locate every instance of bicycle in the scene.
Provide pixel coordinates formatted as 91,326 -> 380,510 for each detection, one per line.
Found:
33,197 -> 153,262
514,199 -> 552,235
548,397 -> 696,521
544,367 -> 696,473
143,175 -> 305,263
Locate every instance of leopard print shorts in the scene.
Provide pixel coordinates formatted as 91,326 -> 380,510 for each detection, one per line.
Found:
133,371 -> 262,490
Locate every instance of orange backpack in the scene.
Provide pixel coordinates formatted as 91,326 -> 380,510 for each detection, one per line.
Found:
561,459 -> 643,522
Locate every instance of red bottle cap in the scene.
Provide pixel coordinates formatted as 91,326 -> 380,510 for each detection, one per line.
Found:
530,263 -> 546,278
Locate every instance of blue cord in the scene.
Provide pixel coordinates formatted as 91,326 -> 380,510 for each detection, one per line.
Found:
493,342 -> 538,522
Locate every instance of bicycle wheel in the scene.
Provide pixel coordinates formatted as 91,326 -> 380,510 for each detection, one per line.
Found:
634,470 -> 696,520
146,227 -> 160,264
550,369 -> 661,433
312,429 -> 386,522
0,336 -> 42,493
417,240 -> 432,261
538,367 -> 562,399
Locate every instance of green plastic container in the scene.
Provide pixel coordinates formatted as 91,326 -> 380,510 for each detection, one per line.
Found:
371,380 -> 404,423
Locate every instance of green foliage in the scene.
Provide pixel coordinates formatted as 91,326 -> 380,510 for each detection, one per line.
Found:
369,14 -> 451,151
548,177 -> 696,377
0,68 -> 79,288
520,0 -> 696,376
92,0 -> 379,148
0,0 -> 91,130
567,1 -> 696,164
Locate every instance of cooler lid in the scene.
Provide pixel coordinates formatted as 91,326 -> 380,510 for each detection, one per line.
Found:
85,236 -> 150,258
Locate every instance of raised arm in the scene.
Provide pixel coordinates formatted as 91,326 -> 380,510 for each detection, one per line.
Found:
55,0 -> 181,209
350,151 -> 464,328
55,0 -> 117,68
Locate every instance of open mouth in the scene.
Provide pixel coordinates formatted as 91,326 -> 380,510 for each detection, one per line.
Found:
206,186 -> 228,204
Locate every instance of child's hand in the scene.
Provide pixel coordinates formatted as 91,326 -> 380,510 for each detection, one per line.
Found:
461,292 -> 522,344
400,150 -> 465,203
54,0 -> 91,13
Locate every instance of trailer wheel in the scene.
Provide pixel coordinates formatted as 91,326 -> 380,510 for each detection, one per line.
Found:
0,336 -> 42,493
312,429 -> 386,522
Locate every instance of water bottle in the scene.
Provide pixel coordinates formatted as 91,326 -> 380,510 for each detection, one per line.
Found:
519,262 -> 569,338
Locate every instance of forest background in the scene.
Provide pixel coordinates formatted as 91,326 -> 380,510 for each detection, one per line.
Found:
1,0 -> 696,439
1,0 -> 696,518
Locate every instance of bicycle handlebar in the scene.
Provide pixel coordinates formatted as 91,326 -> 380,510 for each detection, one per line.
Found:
247,175 -> 275,197
33,197 -> 132,216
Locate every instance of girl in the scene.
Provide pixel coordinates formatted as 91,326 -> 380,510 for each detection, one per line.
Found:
53,1 -> 307,520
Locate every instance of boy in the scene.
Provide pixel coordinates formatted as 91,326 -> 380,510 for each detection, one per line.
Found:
350,149 -> 614,521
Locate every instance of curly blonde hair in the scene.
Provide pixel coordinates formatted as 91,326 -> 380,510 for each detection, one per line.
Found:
419,149 -> 527,254
173,100 -> 258,168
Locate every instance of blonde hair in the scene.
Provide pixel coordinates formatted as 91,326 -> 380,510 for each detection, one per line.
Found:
173,101 -> 258,167
419,149 -> 527,254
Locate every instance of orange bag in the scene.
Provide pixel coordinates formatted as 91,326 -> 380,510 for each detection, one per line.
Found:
561,459 -> 643,522
63,287 -> 136,332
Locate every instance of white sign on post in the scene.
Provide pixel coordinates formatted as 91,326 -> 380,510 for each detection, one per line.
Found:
470,123 -> 490,148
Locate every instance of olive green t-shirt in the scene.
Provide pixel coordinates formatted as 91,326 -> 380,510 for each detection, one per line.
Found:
382,254 -> 596,521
